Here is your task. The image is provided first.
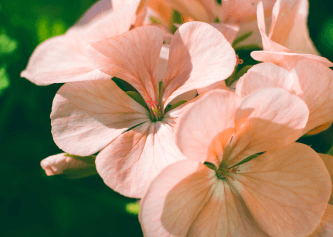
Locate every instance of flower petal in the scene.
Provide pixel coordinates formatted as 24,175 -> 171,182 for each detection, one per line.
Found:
40,153 -> 97,178
51,79 -> 149,156
84,0 -> 146,42
96,121 -> 184,198
310,204 -> 333,237
235,62 -> 295,97
20,31 -> 111,85
162,22 -> 236,107
251,50 -> 333,71
176,90 -> 241,163
291,59 -> 333,133
318,153 -> 333,196
228,88 -> 309,165
74,0 -> 112,26
270,0 -> 319,55
233,143 -> 331,237
269,0 -> 302,47
88,25 -> 164,101
140,160 -> 267,236
210,23 -> 240,44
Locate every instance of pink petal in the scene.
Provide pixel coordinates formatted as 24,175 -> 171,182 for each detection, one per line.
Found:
20,31 -> 111,85
291,59 -> 333,133
228,88 -> 309,165
210,23 -> 240,44
51,79 -> 149,156
197,80 -> 228,95
234,143 -> 331,237
269,0 -> 303,47
176,90 -> 241,163
162,22 -> 236,107
270,0 -> 319,55
95,121 -> 185,198
318,153 -> 333,196
84,0 -> 146,43
88,25 -> 164,101
256,1 -> 291,53
235,62 -> 295,97
310,204 -> 333,237
40,153 -> 96,178
251,50 -> 333,70
139,160 -> 213,236
74,0 -> 112,26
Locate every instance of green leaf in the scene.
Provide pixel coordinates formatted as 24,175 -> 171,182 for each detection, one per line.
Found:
327,146 -> 333,156
51,19 -> 66,37
126,91 -> 148,109
165,100 -> 187,113
37,15 -> 49,43
232,32 -> 253,48
125,201 -> 140,215
0,66 -> 10,95
0,32 -> 18,55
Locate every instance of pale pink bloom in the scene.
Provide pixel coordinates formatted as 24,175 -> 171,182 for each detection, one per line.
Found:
251,1 -> 333,70
162,0 -> 278,45
51,22 -> 236,198
41,153 -> 96,178
236,59 -> 333,134
20,0 -> 146,85
309,204 -> 333,237
140,89 -> 331,237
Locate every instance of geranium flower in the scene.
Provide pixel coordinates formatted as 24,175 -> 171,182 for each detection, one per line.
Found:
20,0 -> 147,85
140,89 -> 331,236
50,22 -> 236,198
251,1 -> 333,70
156,0 -> 278,45
235,59 -> 333,134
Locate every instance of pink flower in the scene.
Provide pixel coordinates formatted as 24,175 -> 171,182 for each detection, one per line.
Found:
51,22 -> 236,198
20,0 -> 147,85
251,1 -> 333,70
140,89 -> 331,236
235,59 -> 333,134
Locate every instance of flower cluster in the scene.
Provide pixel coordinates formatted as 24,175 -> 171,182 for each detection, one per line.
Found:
22,0 -> 333,236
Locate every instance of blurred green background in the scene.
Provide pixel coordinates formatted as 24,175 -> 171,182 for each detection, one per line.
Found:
0,0 -> 333,236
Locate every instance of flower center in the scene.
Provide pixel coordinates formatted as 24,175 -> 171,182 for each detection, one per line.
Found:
146,96 -> 163,122
216,162 -> 239,182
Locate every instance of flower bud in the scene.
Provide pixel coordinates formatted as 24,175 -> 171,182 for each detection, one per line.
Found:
40,153 -> 97,179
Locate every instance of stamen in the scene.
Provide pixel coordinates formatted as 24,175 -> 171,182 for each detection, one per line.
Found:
146,96 -> 162,122
236,55 -> 243,65
146,96 -> 158,109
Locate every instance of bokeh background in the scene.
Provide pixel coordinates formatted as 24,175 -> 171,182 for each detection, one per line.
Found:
1,0 -> 333,236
